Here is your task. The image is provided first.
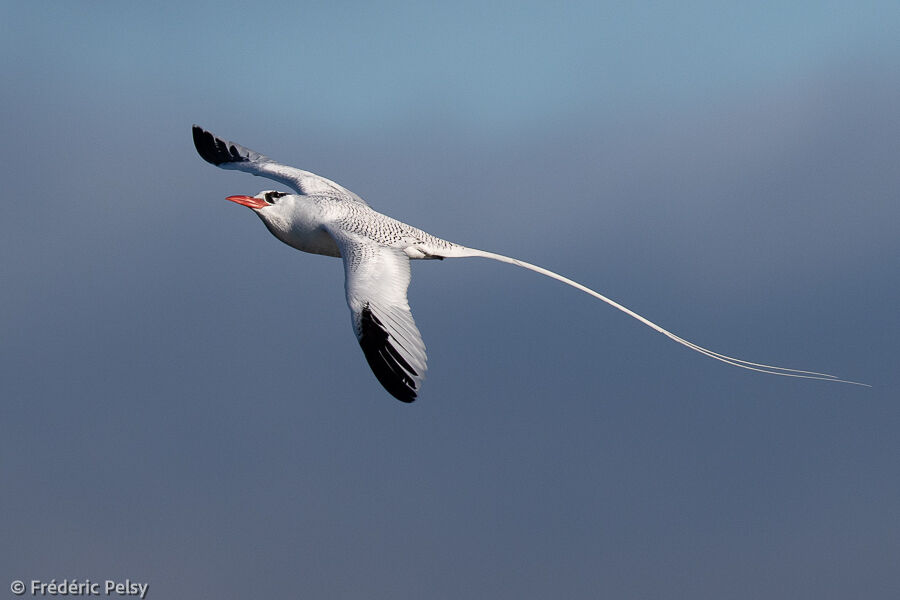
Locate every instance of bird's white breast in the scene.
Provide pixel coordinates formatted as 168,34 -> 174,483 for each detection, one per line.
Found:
259,197 -> 342,257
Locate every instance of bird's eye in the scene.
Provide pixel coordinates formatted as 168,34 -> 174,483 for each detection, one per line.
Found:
264,191 -> 287,204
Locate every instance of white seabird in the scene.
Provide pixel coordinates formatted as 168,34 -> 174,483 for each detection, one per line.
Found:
193,125 -> 866,402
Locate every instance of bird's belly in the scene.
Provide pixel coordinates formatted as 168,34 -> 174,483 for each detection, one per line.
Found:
289,227 -> 341,257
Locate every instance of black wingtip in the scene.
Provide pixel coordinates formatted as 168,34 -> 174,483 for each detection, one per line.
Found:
192,125 -> 247,166
358,304 -> 419,403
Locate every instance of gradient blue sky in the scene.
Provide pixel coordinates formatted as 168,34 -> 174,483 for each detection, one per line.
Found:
2,2 -> 899,599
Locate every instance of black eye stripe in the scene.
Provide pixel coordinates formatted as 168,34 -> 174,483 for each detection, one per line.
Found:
264,191 -> 288,203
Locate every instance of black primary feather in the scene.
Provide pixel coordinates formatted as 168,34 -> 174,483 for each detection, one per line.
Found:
192,125 -> 250,166
357,304 -> 419,403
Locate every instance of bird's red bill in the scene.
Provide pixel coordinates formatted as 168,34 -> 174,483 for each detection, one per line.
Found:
226,195 -> 268,209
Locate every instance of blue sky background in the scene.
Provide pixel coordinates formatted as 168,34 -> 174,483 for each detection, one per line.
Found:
1,1 -> 898,598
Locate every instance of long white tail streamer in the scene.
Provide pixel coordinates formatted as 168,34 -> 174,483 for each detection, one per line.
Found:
456,248 -> 869,387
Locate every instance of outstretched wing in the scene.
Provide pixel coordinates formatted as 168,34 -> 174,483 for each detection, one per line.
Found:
325,227 -> 427,402
192,125 -> 367,204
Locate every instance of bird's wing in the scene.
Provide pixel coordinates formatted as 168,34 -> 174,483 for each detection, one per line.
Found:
325,226 -> 427,402
192,125 -> 367,204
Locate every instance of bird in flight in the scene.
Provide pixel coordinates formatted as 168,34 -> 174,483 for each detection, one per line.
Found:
192,125 -> 866,402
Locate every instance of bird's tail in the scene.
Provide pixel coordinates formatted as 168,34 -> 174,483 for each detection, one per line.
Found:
443,246 -> 868,386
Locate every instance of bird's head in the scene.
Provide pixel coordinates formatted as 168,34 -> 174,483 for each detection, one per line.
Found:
226,190 -> 301,244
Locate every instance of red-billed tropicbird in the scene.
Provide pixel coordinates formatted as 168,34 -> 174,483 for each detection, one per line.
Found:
192,125 -> 866,402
